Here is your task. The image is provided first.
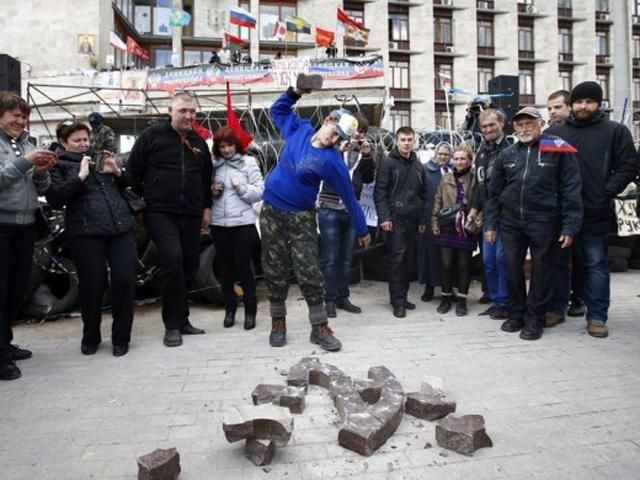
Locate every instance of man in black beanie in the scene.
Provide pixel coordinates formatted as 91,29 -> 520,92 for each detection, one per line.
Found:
547,81 -> 639,338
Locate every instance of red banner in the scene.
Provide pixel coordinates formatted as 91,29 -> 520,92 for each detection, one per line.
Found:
315,27 -> 335,48
126,36 -> 150,61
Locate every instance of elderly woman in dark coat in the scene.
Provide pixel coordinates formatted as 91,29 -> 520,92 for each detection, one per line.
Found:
418,142 -> 452,302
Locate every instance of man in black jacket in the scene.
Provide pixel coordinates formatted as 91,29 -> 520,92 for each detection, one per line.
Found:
374,126 -> 428,318
127,92 -> 213,347
319,112 -> 375,318
485,107 -> 582,341
547,81 -> 640,338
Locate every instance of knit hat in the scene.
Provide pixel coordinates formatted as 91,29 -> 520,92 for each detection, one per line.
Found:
570,81 -> 603,106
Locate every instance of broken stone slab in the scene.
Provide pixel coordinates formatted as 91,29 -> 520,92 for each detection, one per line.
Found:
223,404 -> 293,447
435,414 -> 493,456
137,447 -> 181,480
277,386 -> 306,414
286,358 -> 404,457
251,384 -> 286,405
405,384 -> 456,421
244,438 -> 276,466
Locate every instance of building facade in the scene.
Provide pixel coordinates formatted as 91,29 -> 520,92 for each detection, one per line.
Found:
2,0 -> 639,135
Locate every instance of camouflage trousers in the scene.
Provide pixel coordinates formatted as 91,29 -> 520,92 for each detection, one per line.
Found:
260,203 -> 327,325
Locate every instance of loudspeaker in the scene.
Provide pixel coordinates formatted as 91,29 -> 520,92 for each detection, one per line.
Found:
488,75 -> 518,133
0,54 -> 21,96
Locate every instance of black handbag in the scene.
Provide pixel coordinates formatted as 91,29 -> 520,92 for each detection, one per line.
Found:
120,186 -> 146,216
437,204 -> 462,232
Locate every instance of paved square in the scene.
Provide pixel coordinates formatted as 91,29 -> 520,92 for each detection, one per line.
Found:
2,274 -> 640,479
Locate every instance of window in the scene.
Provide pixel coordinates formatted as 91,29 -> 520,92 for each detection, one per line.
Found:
478,66 -> 494,93
634,78 -> 640,101
390,60 -> 410,89
435,17 -> 453,44
389,13 -> 409,41
435,62 -> 452,90
595,0 -> 609,12
518,26 -> 533,52
559,69 -> 572,91
184,49 -> 208,66
132,0 -> 188,37
558,27 -> 572,54
235,0 -> 251,41
634,35 -> 640,59
344,8 -> 364,26
636,0 -> 640,16
434,109 -> 452,129
596,30 -> 609,56
153,47 -> 171,67
519,67 -> 534,94
596,72 -> 610,101
390,105 -> 411,131
260,3 -> 297,41
558,0 -> 572,7
478,20 -> 493,48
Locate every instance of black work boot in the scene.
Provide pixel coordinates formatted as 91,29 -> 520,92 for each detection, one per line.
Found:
244,297 -> 257,330
325,301 -> 337,318
336,298 -> 362,314
455,297 -> 468,316
437,295 -> 452,314
421,285 -> 434,302
310,322 -> 342,351
269,317 -> 286,347
223,309 -> 236,328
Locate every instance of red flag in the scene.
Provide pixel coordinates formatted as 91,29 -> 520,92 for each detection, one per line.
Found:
315,27 -> 335,48
223,31 -> 244,50
126,36 -> 150,61
192,121 -> 212,141
225,82 -> 253,150
337,7 -> 363,29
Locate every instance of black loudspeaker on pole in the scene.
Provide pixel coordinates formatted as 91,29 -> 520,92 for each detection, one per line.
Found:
488,75 -> 519,134
0,54 -> 21,96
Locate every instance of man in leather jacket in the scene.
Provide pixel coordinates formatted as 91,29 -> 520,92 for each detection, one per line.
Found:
374,126 -> 428,318
485,107 -> 583,341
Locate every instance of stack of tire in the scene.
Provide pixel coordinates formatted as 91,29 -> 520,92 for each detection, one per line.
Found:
607,234 -> 638,272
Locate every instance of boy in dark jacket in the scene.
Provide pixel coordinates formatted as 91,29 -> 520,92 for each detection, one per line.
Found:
374,126 -> 428,318
547,81 -> 640,338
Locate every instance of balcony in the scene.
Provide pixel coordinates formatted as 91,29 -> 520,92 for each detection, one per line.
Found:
557,7 -> 572,18
390,88 -> 412,99
595,11 -> 612,23
519,50 -> 535,60
389,40 -> 411,51
596,54 -> 613,65
633,58 -> 640,68
477,46 -> 495,56
434,42 -> 455,53
558,52 -> 573,62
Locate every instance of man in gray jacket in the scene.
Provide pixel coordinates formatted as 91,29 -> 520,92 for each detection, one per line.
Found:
0,91 -> 56,380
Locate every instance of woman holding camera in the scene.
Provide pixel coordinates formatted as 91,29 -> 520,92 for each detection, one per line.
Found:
431,144 -> 480,316
210,126 -> 264,330
46,120 -> 136,357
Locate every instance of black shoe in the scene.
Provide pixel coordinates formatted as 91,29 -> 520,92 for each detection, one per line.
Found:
404,301 -> 416,310
519,326 -> 543,341
181,322 -> 205,334
113,345 -> 129,357
501,319 -> 524,333
567,297 -> 586,317
10,344 -> 32,361
393,306 -> 406,318
437,296 -> 452,314
269,317 -> 287,347
489,307 -> 509,320
421,286 -> 434,302
478,293 -> 492,304
310,323 -> 342,351
0,361 -> 21,380
223,310 -> 236,328
336,298 -> 362,314
478,306 -> 494,316
325,302 -> 337,318
163,329 -> 183,347
455,298 -> 468,317
81,343 -> 98,355
244,312 -> 256,330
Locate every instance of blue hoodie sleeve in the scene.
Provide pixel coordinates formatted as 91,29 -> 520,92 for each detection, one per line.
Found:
269,87 -> 306,140
322,152 -> 368,236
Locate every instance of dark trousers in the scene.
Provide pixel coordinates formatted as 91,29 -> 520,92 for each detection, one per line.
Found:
145,212 -> 201,330
500,216 -> 559,329
318,208 -> 357,303
210,224 -> 258,314
440,247 -> 472,295
0,224 -> 36,363
385,215 -> 418,307
68,232 -> 137,347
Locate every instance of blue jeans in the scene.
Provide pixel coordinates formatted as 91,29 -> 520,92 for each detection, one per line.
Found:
482,227 -> 508,308
547,246 -> 572,315
319,209 -> 356,303
577,232 -> 610,322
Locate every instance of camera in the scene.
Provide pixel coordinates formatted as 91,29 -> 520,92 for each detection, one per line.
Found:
93,151 -> 105,172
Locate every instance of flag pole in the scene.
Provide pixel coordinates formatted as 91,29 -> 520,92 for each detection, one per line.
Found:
172,0 -> 183,67
444,87 -> 452,136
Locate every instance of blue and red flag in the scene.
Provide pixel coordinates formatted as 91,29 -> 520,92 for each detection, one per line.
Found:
539,136 -> 577,153
229,6 -> 256,29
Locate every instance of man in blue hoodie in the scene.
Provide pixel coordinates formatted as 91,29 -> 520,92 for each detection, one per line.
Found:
547,81 -> 639,338
262,75 -> 371,351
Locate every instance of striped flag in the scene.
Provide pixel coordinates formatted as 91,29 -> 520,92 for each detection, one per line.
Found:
272,20 -> 287,40
539,136 -> 578,153
438,71 -> 453,91
345,24 -> 369,44
286,15 -> 311,34
223,31 -> 245,50
126,36 -> 150,61
110,31 -> 127,51
229,6 -> 256,29
337,7 -> 363,30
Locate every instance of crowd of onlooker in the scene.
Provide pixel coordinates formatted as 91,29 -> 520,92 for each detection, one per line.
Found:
1,76 -> 638,381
